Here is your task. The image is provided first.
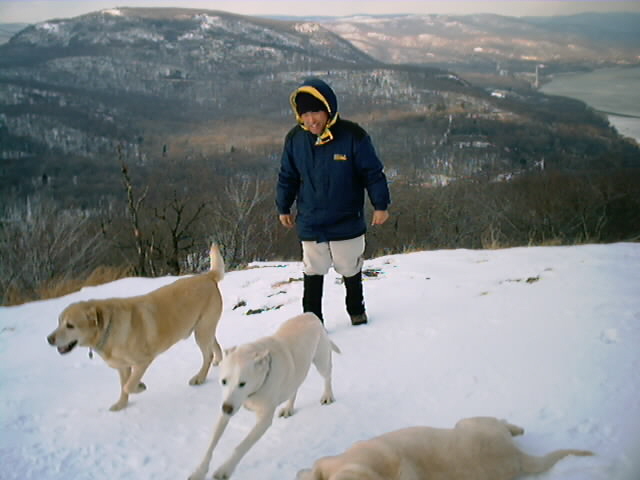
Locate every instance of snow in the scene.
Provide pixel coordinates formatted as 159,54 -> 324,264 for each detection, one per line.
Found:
294,23 -> 321,34
101,9 -> 123,17
196,14 -> 224,30
35,22 -> 61,33
2,243 -> 640,479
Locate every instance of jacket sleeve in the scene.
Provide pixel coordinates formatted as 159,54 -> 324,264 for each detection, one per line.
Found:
354,135 -> 391,211
276,134 -> 300,215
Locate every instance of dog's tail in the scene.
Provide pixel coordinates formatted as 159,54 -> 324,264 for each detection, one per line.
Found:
521,449 -> 593,474
207,243 -> 225,282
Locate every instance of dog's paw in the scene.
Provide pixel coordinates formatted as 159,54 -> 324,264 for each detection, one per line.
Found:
278,406 -> 294,418
213,462 -> 235,479
189,375 -> 206,386
320,394 -> 335,405
188,471 -> 206,480
109,400 -> 128,411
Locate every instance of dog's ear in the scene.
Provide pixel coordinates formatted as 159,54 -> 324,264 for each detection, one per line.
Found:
253,349 -> 270,366
89,305 -> 104,329
223,346 -> 237,357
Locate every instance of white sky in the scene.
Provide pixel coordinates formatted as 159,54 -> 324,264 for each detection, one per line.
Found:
1,0 -> 640,23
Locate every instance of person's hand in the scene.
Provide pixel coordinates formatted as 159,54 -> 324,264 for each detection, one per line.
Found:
279,214 -> 295,228
371,210 -> 389,226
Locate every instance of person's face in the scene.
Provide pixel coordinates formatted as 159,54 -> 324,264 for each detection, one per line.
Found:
301,110 -> 329,135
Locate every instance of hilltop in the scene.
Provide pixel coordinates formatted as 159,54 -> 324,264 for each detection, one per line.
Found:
1,243 -> 639,479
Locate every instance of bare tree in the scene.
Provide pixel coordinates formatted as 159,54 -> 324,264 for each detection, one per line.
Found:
118,146 -> 153,276
211,174 -> 273,268
154,190 -> 208,275
0,196 -> 106,304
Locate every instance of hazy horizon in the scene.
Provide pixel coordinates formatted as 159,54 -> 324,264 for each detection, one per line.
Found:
1,0 -> 640,24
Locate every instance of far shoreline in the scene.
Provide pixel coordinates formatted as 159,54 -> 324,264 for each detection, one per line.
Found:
596,110 -> 640,120
539,66 -> 640,143
606,114 -> 640,144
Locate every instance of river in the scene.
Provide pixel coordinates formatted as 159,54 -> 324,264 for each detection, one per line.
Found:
540,66 -> 640,143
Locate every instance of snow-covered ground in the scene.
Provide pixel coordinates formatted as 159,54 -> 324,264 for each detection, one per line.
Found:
2,243 -> 639,479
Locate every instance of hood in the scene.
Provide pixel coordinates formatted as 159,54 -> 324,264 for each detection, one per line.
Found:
290,78 -> 339,145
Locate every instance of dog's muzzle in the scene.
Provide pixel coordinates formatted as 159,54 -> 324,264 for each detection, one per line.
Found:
47,333 -> 78,354
57,340 -> 78,354
222,403 -> 234,415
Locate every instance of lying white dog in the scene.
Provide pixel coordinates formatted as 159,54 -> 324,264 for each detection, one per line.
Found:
296,416 -> 593,480
189,312 -> 340,480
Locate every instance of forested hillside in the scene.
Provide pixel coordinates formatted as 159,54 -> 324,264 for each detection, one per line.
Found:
1,8 -> 639,305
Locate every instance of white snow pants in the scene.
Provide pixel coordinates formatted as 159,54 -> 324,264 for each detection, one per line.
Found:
301,235 -> 365,277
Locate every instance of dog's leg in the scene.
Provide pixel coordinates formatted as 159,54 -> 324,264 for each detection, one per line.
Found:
278,392 -> 298,418
212,408 -> 275,479
123,362 -> 150,395
190,323 -> 222,385
110,367 -> 133,411
312,341 -> 336,405
188,413 -> 231,480
211,336 -> 223,366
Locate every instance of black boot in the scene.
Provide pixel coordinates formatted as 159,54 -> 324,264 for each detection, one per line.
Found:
302,274 -> 324,322
344,271 -> 367,325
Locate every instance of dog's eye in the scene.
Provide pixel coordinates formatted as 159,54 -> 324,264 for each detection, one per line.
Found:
221,379 -> 227,386
66,324 -> 75,329
239,382 -> 246,388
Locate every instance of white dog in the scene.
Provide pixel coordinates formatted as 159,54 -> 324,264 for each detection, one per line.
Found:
296,416 -> 593,480
189,312 -> 340,480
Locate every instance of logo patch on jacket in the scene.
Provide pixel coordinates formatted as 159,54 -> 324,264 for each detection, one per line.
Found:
333,154 -> 348,161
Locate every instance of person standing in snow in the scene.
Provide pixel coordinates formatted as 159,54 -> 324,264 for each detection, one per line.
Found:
276,78 -> 390,326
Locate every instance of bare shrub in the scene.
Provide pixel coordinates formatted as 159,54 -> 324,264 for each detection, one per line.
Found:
37,264 -> 134,302
0,196 -> 108,305
367,168 -> 640,258
210,174 -> 275,269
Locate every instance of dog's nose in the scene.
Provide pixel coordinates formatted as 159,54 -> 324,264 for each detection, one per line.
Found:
222,403 -> 234,415
47,334 -> 55,345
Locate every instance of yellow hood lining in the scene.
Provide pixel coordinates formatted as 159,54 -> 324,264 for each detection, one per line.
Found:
290,86 -> 338,137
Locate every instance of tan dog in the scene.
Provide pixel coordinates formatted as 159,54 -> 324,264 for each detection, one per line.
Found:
296,416 -> 593,480
189,312 -> 340,480
47,244 -> 225,411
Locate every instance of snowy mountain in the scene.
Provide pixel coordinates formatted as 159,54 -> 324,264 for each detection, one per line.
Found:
1,243 -> 639,479
9,7 -> 375,67
320,12 -> 640,71
0,7 -> 380,159
1,8 -> 638,204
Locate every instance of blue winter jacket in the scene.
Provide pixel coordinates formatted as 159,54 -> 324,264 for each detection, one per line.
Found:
276,78 -> 390,242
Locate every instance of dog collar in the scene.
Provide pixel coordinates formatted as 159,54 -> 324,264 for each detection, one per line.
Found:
89,319 -> 113,359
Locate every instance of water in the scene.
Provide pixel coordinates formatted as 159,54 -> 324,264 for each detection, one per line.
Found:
540,66 -> 640,143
